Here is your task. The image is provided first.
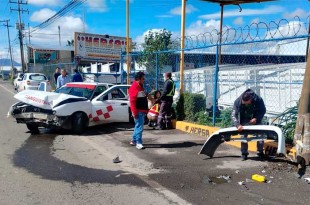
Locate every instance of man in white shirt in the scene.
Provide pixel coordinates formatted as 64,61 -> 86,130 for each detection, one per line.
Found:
57,69 -> 71,88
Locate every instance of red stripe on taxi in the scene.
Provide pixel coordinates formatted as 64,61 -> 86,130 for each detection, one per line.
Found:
66,83 -> 96,90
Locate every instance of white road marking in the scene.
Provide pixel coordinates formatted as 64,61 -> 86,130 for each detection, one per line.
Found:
80,137 -> 191,205
0,84 -> 15,95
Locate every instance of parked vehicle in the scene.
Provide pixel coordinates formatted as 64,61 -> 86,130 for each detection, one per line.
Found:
17,73 -> 48,92
14,73 -> 24,88
8,83 -> 131,134
0,70 -> 10,80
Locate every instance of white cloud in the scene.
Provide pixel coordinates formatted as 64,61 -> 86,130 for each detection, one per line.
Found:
186,19 -> 221,37
30,8 -> 57,23
156,15 -> 173,18
30,16 -> 84,45
0,48 -> 21,64
170,4 -> 198,15
284,8 -> 310,19
28,0 -> 62,6
233,17 -> 244,26
87,0 -> 108,12
199,5 -> 285,19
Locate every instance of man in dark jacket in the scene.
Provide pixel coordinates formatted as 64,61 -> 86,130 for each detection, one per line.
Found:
231,89 -> 266,161
53,67 -> 61,85
157,72 -> 175,129
72,68 -> 83,82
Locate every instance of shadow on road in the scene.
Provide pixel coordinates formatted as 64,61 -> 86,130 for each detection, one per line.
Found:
143,141 -> 204,149
12,133 -> 147,186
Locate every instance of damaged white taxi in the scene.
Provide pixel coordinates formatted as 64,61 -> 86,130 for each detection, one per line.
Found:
8,83 -> 132,134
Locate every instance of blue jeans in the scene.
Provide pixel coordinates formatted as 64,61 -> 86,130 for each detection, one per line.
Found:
132,112 -> 145,144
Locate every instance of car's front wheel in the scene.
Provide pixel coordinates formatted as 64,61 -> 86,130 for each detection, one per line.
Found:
26,123 -> 39,134
71,112 -> 87,134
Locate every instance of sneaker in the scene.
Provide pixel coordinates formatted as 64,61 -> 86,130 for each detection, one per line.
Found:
130,141 -> 136,146
241,154 -> 248,161
136,144 -> 144,150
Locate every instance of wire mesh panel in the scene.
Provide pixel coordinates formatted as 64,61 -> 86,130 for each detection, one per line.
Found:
121,13 -> 310,126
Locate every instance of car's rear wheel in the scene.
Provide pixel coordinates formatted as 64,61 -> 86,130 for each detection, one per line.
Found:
26,123 -> 39,134
72,112 -> 87,134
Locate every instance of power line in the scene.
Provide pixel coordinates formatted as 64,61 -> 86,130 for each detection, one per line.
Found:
31,0 -> 87,33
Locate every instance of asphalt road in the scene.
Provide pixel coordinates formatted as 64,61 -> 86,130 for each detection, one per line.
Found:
0,80 -> 309,205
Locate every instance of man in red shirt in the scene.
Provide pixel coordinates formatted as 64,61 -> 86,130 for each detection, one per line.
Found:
129,72 -> 148,149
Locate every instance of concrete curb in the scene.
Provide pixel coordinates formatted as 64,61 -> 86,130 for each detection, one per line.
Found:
172,120 -> 296,159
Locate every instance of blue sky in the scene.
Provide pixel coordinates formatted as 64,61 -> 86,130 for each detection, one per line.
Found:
0,0 -> 309,63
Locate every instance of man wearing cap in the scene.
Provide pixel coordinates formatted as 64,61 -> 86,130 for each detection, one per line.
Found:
157,72 -> 175,130
231,89 -> 266,161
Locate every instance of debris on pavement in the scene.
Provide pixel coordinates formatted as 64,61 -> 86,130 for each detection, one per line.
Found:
113,156 -> 121,163
304,177 -> 310,184
238,181 -> 245,185
235,170 -> 240,174
252,174 -> 266,182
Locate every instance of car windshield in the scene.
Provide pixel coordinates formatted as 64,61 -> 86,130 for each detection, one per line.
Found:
55,86 -> 94,99
30,74 -> 47,81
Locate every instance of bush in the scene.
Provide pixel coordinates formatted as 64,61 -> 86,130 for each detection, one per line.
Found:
217,108 -> 233,128
175,92 -> 206,122
195,111 -> 212,125
175,93 -> 185,121
183,92 -> 206,122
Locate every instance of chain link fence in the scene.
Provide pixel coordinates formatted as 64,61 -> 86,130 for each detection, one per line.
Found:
122,34 -> 309,127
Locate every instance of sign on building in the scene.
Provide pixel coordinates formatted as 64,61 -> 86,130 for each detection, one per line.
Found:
74,32 -> 131,62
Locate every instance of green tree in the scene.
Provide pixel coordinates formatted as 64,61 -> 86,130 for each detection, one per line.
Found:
137,29 -> 177,76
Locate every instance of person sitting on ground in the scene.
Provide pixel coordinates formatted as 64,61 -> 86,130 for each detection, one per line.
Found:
147,90 -> 161,127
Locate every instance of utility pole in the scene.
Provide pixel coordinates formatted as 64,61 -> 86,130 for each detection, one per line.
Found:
28,23 -> 31,44
83,6 -> 86,33
0,20 -> 14,71
10,0 -> 28,73
58,25 -> 61,46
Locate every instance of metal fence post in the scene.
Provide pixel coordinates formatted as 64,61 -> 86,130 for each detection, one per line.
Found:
278,71 -> 281,110
156,52 -> 159,90
213,45 -> 219,126
120,51 -> 124,84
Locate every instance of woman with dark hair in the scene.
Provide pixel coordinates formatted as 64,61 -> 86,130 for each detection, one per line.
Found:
147,90 -> 161,127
